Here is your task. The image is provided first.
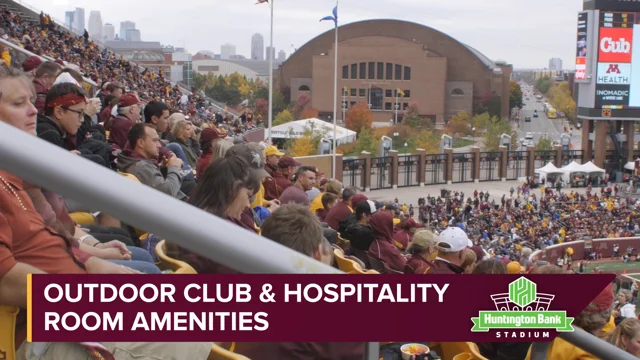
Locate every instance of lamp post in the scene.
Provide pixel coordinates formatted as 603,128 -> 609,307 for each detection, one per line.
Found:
404,142 -> 408,154
394,97 -> 399,124
393,131 -> 399,151
342,101 -> 347,125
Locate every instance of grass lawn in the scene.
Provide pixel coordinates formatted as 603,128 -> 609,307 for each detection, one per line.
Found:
582,260 -> 640,274
453,138 -> 474,148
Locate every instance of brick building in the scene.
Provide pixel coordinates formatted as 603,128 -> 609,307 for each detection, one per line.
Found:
278,19 -> 512,124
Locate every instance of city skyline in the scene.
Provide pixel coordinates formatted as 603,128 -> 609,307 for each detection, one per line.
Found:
31,0 -> 584,68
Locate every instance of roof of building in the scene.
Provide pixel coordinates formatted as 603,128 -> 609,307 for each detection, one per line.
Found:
105,40 -> 163,51
225,59 -> 283,76
123,51 -> 165,62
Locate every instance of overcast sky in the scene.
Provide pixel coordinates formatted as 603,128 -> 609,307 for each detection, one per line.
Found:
28,0 -> 583,69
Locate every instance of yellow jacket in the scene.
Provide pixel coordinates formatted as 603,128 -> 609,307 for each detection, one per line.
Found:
251,184 -> 268,209
525,335 -> 597,360
310,193 -> 324,214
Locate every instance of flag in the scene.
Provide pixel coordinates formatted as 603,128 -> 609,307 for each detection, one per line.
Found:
320,6 -> 338,27
256,0 -> 268,4
343,86 -> 349,94
397,89 -> 405,97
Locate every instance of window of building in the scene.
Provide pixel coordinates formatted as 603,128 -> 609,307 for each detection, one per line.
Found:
377,62 -> 384,80
451,88 -> 464,96
359,88 -> 366,97
404,90 -> 411,98
385,89 -> 393,98
385,102 -> 392,111
350,64 -> 357,79
403,103 -> 409,110
371,88 -> 383,110
404,66 -> 411,80
350,101 -> 356,107
342,65 -> 348,79
368,62 -> 375,79
350,88 -> 357,97
298,85 -> 310,91
359,62 -> 366,79
395,64 -> 402,80
386,63 -> 393,80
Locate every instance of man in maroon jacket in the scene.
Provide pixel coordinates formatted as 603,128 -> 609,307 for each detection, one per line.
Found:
107,93 -> 144,150
32,61 -> 60,114
427,226 -> 471,274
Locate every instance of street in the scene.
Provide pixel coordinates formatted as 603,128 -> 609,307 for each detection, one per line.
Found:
517,83 -> 582,150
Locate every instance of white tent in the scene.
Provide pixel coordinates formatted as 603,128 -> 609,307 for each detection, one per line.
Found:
625,162 -> 636,171
535,162 -> 564,182
580,161 -> 605,174
267,118 -> 357,145
560,161 -> 585,182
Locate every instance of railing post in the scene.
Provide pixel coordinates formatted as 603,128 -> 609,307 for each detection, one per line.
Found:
416,149 -> 426,187
445,148 -> 453,185
471,146 -> 480,183
361,151 -> 371,192
553,145 -> 563,168
389,150 -> 399,189
526,146 -> 536,179
499,146 -> 508,181
334,153 -> 344,182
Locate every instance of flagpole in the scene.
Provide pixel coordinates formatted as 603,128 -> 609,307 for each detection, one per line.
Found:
267,0 -> 274,144
332,0 -> 338,180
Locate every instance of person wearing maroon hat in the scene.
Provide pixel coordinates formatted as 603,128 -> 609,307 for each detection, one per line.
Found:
22,55 -> 43,75
392,218 -> 424,251
264,156 -> 301,201
325,186 -> 359,232
107,93 -> 144,150
196,127 -> 226,178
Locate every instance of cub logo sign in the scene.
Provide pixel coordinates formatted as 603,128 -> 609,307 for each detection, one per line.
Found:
599,27 -> 633,63
471,277 -> 574,339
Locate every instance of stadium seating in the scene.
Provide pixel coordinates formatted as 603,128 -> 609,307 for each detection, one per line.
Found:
0,305 -> 18,360
69,212 -> 96,226
155,240 -> 197,274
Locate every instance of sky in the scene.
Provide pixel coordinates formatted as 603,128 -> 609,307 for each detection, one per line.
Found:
26,0 -> 584,69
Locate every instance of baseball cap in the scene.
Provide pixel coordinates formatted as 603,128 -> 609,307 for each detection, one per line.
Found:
22,56 -> 43,72
385,203 -> 399,212
351,194 -> 369,208
118,93 -> 145,107
437,227 -> 473,252
507,261 -> 525,274
355,200 -> 377,218
226,143 -> 271,179
265,146 -> 285,157
199,128 -> 223,147
278,156 -> 302,168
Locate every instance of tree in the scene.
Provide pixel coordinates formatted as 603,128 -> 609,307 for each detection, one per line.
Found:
535,76 -> 554,94
535,135 -> 553,151
345,102 -> 373,133
254,98 -> 268,118
407,130 -> 440,154
472,112 -> 492,133
403,102 -> 433,130
292,93 -> 311,119
274,109 -> 293,126
289,137 -> 316,157
483,118 -> 518,151
509,81 -> 524,110
474,93 -> 502,118
355,128 -> 378,154
299,107 -> 319,120
445,112 -> 472,136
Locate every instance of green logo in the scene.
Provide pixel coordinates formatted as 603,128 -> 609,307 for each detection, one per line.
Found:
471,277 -> 574,333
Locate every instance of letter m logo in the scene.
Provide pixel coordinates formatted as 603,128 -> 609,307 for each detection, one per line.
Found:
607,64 -> 621,74
509,277 -> 537,307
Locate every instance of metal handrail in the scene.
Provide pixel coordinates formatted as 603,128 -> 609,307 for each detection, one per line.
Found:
0,121 -> 338,275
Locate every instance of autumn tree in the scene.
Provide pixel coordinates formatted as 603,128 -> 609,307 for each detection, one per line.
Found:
345,102 -> 373,133
483,118 -> 518,151
254,98 -> 268,118
445,112 -> 472,136
289,137 -> 316,157
407,130 -> 440,154
355,128 -> 378,154
535,135 -> 553,151
472,112 -> 492,133
474,93 -> 502,118
547,82 -> 576,120
535,76 -> 554,94
402,102 -> 433,130
292,93 -> 312,119
299,107 -> 319,120
509,81 -> 524,110
274,109 -> 293,126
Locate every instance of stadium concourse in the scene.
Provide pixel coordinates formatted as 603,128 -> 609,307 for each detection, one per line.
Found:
0,1 -> 640,360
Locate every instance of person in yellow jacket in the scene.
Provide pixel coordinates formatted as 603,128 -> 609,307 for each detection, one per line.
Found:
309,179 -> 342,214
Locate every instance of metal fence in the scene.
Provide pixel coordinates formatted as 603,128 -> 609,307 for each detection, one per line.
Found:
507,151 -> 528,181
451,153 -> 475,183
342,158 -> 366,191
370,156 -> 393,190
534,150 -> 556,170
424,154 -> 447,185
479,152 -> 501,182
397,155 -> 420,188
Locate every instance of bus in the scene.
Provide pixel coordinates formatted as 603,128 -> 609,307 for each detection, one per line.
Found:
547,107 -> 557,119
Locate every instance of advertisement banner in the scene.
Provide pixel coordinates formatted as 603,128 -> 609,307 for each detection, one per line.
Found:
595,83 -> 630,107
596,62 -> 632,84
598,27 -> 633,63
576,12 -> 589,80
28,274 -> 613,343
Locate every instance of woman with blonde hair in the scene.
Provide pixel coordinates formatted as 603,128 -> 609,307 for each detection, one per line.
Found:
211,138 -> 234,162
171,119 -> 200,168
403,229 -> 437,274
604,317 -> 640,357
310,178 -> 343,214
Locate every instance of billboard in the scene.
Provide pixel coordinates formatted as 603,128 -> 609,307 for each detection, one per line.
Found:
596,62 -> 632,84
595,83 -> 630,107
576,12 -> 589,81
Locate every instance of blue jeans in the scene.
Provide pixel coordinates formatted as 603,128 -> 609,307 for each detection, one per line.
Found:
166,143 -> 195,180
108,247 -> 162,274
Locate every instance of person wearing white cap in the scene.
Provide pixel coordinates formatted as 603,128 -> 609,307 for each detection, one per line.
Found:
427,227 -> 473,274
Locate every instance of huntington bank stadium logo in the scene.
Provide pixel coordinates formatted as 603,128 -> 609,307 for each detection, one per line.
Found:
471,278 -> 574,337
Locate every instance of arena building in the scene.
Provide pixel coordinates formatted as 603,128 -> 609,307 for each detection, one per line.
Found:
278,19 -> 512,124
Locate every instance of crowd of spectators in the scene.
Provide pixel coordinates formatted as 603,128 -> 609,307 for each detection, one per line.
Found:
1,3 -> 640,360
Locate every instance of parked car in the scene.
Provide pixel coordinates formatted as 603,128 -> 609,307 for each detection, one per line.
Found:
525,116 -> 531,122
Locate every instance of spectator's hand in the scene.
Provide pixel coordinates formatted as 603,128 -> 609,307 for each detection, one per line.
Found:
98,247 -> 131,261
70,150 -> 81,155
85,97 -> 101,117
166,155 -> 183,168
267,199 -> 280,209
85,257 -> 140,274
95,240 -> 131,256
